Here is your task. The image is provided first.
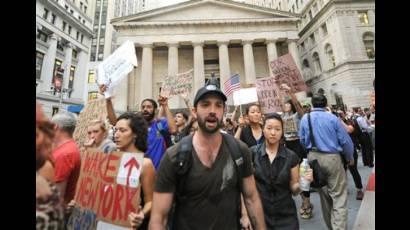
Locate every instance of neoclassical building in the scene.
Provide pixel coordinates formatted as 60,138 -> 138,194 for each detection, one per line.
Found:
110,0 -> 306,111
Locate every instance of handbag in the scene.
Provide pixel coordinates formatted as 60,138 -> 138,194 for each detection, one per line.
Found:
307,113 -> 328,188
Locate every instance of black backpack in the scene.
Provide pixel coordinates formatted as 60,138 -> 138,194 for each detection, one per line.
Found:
167,133 -> 245,229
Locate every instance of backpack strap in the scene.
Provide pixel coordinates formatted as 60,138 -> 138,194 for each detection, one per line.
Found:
174,134 -> 194,201
222,133 -> 245,191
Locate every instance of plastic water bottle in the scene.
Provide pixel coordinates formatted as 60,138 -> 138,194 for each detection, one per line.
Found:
300,158 -> 311,191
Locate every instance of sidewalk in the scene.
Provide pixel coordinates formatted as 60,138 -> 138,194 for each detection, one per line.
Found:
353,167 -> 375,230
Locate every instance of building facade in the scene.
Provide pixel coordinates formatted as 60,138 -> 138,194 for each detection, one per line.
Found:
36,0 -> 94,117
295,0 -> 375,108
111,0 -> 305,110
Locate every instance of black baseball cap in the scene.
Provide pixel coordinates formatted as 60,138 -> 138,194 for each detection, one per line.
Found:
193,84 -> 227,107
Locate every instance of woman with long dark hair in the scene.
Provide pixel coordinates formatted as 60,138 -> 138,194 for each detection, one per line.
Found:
114,112 -> 156,230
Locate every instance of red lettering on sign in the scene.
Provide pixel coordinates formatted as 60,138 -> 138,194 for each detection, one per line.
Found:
102,154 -> 119,183
101,185 -> 114,218
125,187 -> 138,215
98,154 -> 108,178
124,157 -> 140,186
87,179 -> 100,210
112,184 -> 124,221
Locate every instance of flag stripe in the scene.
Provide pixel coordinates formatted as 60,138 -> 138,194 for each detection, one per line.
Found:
224,74 -> 240,96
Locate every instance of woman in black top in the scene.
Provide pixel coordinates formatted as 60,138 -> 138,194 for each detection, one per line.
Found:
250,113 -> 313,230
235,104 -> 264,147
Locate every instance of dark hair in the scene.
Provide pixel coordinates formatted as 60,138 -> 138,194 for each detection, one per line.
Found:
245,104 -> 261,115
311,94 -> 327,108
117,112 -> 148,152
263,113 -> 285,143
285,99 -> 297,113
175,111 -> 188,121
141,98 -> 158,110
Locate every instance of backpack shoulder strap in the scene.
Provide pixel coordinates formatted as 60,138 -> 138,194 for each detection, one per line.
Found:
222,133 -> 244,191
174,134 -> 193,200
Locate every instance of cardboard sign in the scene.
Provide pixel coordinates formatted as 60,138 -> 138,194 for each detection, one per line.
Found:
161,69 -> 193,98
67,149 -> 144,229
97,40 -> 138,98
73,98 -> 108,148
256,77 -> 282,114
232,87 -> 258,106
270,54 -> 307,93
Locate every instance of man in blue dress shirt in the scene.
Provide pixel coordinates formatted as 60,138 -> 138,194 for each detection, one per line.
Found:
299,94 -> 354,230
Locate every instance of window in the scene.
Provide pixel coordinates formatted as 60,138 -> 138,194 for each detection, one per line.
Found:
62,21 -> 67,31
76,31 -> 80,40
81,34 -> 84,43
37,30 -> 48,42
88,91 -> 98,100
98,53 -> 103,61
310,34 -> 315,45
358,11 -> 369,25
65,5 -> 69,10
51,14 -> 56,24
88,70 -> 96,83
363,32 -> 375,59
79,16 -> 82,21
302,59 -> 310,68
321,23 -> 328,36
70,9 -> 74,14
308,10 -> 313,19
292,5 -> 295,13
296,0 -> 299,9
312,52 -> 322,73
92,38 -> 97,46
84,6 -> 87,14
36,51 -> 45,79
57,41 -> 64,52
82,19 -> 85,24
325,44 -> 336,67
99,38 -> 105,44
43,8 -> 49,19
52,59 -> 63,91
72,49 -> 78,59
68,26 -> 72,35
80,2 -> 83,10
68,66 -> 76,91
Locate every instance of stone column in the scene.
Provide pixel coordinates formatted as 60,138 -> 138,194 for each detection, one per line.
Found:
62,43 -> 73,89
368,9 -> 375,25
167,43 -> 179,76
72,49 -> 87,101
242,40 -> 256,85
265,39 -> 278,76
140,44 -> 153,101
218,41 -> 231,94
40,34 -> 58,92
167,42 -> 181,108
288,39 -> 302,72
287,39 -> 306,100
193,41 -> 205,95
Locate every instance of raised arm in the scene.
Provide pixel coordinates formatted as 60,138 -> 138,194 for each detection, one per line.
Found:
158,95 -> 177,135
280,83 -> 304,117
99,85 -> 117,126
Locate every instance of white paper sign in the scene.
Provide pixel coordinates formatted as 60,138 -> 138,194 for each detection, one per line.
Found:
233,87 -> 258,105
97,40 -> 138,98
96,221 -> 129,230
116,152 -> 144,188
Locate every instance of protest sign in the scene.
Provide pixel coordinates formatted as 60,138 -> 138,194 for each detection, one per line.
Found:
270,54 -> 307,93
73,98 -> 107,148
160,69 -> 193,98
97,40 -> 138,98
67,149 -> 144,229
256,77 -> 282,114
232,87 -> 258,106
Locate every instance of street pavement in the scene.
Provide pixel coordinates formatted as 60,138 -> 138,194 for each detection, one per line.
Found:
294,151 -> 374,230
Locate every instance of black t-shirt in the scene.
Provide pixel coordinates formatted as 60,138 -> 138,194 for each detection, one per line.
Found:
155,137 -> 253,230
250,143 -> 300,229
240,125 -> 264,148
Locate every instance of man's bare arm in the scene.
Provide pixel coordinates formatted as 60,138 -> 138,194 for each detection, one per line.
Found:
242,175 -> 266,230
148,192 -> 174,230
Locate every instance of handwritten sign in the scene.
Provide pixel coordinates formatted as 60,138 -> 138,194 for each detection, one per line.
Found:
256,77 -> 282,114
270,54 -> 307,93
97,40 -> 138,98
67,149 -> 144,229
161,69 -> 193,98
233,87 -> 258,106
73,98 -> 108,148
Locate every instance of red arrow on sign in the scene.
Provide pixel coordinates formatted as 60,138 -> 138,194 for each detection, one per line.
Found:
124,157 -> 140,186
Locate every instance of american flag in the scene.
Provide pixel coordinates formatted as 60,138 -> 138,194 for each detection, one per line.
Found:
223,74 -> 241,96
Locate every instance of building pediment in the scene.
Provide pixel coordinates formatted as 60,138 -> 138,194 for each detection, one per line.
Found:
112,0 -> 299,26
